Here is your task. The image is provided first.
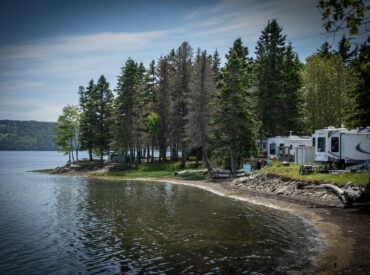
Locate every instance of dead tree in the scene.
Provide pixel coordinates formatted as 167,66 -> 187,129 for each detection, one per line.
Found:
299,167 -> 370,207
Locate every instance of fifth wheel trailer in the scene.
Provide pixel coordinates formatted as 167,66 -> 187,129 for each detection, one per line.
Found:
313,126 -> 370,164
267,135 -> 312,160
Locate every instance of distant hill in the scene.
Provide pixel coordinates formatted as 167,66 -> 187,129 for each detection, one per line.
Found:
0,120 -> 57,150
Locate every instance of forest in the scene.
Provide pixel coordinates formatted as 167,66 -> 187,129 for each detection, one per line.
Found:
54,11 -> 369,173
0,120 -> 57,150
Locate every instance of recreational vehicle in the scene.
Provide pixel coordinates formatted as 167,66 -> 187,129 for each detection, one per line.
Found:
267,135 -> 312,160
256,138 -> 268,157
313,126 -> 370,164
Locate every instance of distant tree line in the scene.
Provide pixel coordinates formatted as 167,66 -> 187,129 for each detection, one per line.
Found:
0,120 -> 57,150
54,18 -> 368,173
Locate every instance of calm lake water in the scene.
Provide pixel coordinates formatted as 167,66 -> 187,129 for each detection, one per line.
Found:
0,151 -> 320,274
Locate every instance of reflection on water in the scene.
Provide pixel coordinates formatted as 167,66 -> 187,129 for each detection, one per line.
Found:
0,151 -> 320,274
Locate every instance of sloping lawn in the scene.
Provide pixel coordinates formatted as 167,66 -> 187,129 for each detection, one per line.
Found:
96,162 -> 207,180
261,162 -> 368,186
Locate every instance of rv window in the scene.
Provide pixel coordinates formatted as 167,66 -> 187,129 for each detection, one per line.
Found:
317,137 -> 326,152
312,137 -> 315,146
331,137 -> 339,152
269,143 -> 276,155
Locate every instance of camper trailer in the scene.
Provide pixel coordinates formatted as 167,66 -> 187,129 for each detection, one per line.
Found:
313,126 -> 370,164
267,135 -> 312,160
256,138 -> 268,157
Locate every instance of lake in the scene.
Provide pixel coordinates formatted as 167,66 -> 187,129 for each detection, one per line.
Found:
0,151 -> 320,274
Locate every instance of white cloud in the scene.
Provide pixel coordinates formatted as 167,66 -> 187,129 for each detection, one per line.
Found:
0,30 -> 169,61
0,81 -> 45,91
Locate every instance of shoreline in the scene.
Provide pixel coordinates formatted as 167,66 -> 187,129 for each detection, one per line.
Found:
96,176 -> 354,274
36,168 -> 370,273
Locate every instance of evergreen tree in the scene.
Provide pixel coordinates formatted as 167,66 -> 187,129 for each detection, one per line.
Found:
145,60 -> 157,162
94,75 -> 114,162
115,58 -> 140,163
337,35 -> 358,64
317,41 -> 334,58
170,42 -> 193,167
344,44 -> 370,128
79,81 -> 96,161
211,49 -> 221,77
156,57 -> 171,163
280,42 -> 303,133
213,49 -> 257,174
186,50 -> 217,171
255,19 -> 286,137
133,62 -> 149,164
226,38 -> 249,69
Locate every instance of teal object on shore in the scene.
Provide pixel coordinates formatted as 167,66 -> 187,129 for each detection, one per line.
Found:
243,163 -> 251,173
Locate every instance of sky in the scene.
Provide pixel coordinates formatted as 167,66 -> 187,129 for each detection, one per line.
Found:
0,0 -> 366,121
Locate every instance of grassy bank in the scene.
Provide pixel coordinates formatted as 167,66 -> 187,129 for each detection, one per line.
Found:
95,162 -> 207,181
261,162 -> 368,186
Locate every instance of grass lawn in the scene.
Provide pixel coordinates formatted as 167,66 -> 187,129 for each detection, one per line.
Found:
95,161 -> 207,181
261,161 -> 368,186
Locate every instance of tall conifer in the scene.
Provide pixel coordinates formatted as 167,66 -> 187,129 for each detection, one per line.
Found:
213,46 -> 257,174
255,19 -> 286,137
94,75 -> 114,162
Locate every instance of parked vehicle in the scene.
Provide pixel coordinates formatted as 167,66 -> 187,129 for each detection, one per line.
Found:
313,126 -> 370,165
267,135 -> 312,161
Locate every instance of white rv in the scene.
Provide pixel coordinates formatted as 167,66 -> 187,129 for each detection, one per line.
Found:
267,135 -> 312,159
313,126 -> 370,164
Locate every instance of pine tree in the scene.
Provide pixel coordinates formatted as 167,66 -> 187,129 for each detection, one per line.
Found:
213,49 -> 257,174
94,75 -> 114,162
317,41 -> 334,58
255,19 -> 286,137
337,35 -> 358,64
115,58 -> 140,163
79,81 -> 96,161
133,62 -> 149,164
186,50 -> 217,171
280,42 -> 303,133
344,44 -> 370,128
156,57 -> 171,163
170,42 -> 193,167
211,49 -> 221,77
145,60 -> 157,162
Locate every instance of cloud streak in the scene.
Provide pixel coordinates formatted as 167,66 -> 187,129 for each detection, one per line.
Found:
0,30 -> 169,61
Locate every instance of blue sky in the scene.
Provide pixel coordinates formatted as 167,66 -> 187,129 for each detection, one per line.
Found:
0,0 -> 366,121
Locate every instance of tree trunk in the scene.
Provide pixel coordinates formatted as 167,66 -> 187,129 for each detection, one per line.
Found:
100,148 -> 103,163
88,147 -> 93,161
151,143 -> 154,163
71,146 -> 75,163
300,179 -> 370,207
129,147 -> 134,164
230,149 -> 236,175
147,145 -> 150,163
181,141 -> 186,168
123,151 -> 127,164
202,148 -> 211,171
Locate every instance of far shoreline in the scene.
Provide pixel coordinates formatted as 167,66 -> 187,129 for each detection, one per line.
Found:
34,167 -> 370,273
